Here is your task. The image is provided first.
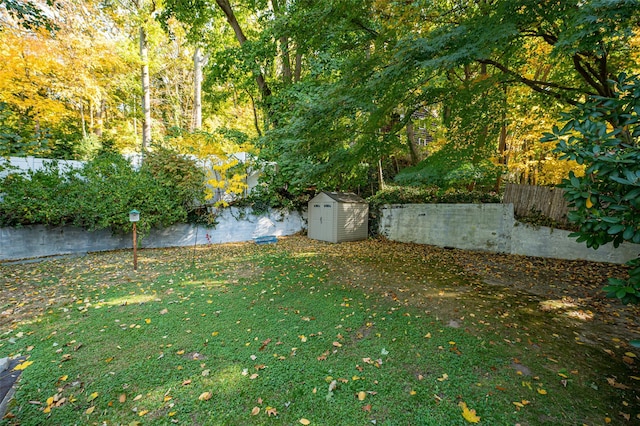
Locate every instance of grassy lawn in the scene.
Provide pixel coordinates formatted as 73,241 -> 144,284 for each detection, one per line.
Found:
1,236 -> 638,425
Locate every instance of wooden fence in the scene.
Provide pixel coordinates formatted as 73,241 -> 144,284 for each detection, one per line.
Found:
503,183 -> 570,225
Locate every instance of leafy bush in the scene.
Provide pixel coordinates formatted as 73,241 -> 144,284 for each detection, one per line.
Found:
367,185 -> 501,207
546,73 -> 640,303
0,150 -> 206,236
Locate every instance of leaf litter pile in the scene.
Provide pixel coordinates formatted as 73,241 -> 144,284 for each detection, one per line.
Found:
0,236 -> 638,425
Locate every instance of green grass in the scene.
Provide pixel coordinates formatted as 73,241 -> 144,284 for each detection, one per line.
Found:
0,238 -> 638,425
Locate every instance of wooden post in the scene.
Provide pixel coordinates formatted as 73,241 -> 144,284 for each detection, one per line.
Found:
133,222 -> 138,271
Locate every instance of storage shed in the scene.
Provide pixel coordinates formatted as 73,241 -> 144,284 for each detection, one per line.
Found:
307,192 -> 369,243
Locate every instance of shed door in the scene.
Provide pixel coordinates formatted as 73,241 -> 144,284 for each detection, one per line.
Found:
308,203 -> 322,240
308,202 -> 335,241
320,203 -> 334,240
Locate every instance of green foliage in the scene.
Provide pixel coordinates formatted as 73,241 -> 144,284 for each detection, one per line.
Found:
396,156 -> 503,191
0,150 -> 206,235
368,185 -> 501,207
234,161 -> 315,214
547,73 -> 640,303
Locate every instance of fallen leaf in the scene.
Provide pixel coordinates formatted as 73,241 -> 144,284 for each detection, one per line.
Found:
119,394 -> 126,403
299,419 -> 310,425
332,341 -> 342,347
251,406 -> 260,416
87,392 -> 99,402
606,377 -> 629,389
13,360 -> 33,371
437,373 -> 448,382
357,391 -> 366,401
259,338 -> 272,351
85,406 -> 95,415
159,308 -> 168,315
133,394 -> 143,401
138,410 -> 149,416
363,404 -> 372,412
199,392 -> 212,401
266,406 -> 277,417
537,388 -> 547,395
145,318 -> 151,324
459,401 -> 480,423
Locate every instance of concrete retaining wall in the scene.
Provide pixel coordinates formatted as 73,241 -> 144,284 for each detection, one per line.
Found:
0,208 -> 304,261
379,203 -> 640,264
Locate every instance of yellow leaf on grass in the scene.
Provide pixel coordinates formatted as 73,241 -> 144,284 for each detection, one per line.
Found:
85,406 -> 95,415
300,419 -> 311,425
138,410 -> 149,416
537,388 -> 547,395
145,318 -> 151,324
437,373 -> 448,382
88,392 -> 99,402
458,402 -> 480,423
13,360 -> 33,371
199,392 -> 212,401
624,352 -> 637,358
358,391 -> 366,401
251,406 -> 260,416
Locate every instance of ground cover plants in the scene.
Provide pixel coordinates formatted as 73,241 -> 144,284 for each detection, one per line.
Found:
1,236 -> 638,425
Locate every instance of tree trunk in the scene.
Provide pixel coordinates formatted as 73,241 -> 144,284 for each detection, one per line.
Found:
89,101 -> 94,133
280,37 -> 292,84
192,47 -> 203,131
140,26 -> 151,153
377,159 -> 385,190
294,52 -> 302,82
96,98 -> 105,137
80,100 -> 86,139
405,120 -> 420,165
215,0 -> 271,99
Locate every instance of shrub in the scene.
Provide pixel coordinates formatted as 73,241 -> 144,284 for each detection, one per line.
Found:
0,150 -> 206,236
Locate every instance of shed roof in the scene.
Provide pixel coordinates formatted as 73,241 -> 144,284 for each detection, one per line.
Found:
319,191 -> 368,204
